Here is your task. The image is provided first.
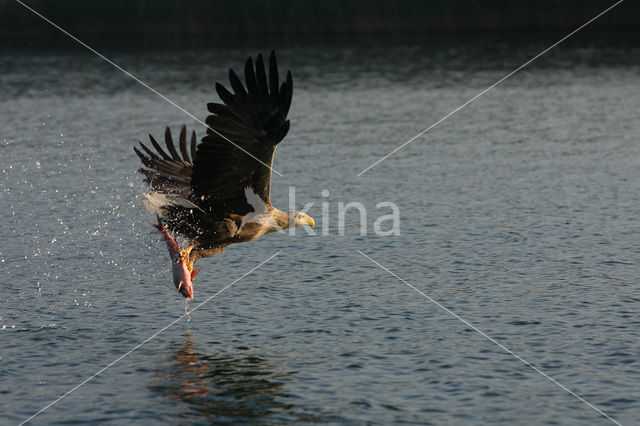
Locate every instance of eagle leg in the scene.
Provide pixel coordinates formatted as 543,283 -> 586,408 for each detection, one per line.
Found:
179,245 -> 194,265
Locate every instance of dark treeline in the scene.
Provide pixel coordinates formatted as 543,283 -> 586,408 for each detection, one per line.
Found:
1,0 -> 637,39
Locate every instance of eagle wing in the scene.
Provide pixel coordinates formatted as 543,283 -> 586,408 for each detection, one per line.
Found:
192,51 -> 292,206
134,125 -> 196,199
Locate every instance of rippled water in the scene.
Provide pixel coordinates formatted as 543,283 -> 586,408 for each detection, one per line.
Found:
1,35 -> 640,424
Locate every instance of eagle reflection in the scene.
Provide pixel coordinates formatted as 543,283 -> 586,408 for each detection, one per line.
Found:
150,335 -> 292,422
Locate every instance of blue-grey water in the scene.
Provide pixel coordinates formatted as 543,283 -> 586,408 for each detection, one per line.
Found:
1,35 -> 640,425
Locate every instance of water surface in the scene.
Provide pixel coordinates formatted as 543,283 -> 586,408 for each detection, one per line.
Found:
1,35 -> 640,424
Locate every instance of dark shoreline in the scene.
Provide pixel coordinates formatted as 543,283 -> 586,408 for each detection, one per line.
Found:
1,0 -> 637,40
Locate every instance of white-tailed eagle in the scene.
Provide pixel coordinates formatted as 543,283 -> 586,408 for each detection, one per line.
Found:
134,51 -> 314,299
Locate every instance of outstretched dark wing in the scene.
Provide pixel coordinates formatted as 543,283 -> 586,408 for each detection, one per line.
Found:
134,125 -> 197,198
192,50 -> 293,204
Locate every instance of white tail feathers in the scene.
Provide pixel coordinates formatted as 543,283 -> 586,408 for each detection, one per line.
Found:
141,192 -> 203,217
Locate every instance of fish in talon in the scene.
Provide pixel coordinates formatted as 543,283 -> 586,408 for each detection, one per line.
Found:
154,216 -> 194,300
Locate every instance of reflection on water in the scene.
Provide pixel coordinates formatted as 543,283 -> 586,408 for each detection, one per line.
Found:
149,335 -> 293,423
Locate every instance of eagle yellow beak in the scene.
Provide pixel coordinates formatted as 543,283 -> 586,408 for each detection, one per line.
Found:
306,216 -> 315,227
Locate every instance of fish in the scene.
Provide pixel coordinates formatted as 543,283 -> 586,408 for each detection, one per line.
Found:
154,216 -> 196,300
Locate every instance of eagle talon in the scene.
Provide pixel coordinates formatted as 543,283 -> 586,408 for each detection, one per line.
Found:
179,245 -> 194,264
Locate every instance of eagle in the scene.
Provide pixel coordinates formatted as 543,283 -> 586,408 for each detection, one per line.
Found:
134,51 -> 315,300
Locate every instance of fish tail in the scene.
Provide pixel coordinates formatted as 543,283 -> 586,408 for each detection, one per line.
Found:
154,214 -> 164,231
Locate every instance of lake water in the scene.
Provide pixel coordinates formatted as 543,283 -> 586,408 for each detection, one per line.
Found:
1,34 -> 640,425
